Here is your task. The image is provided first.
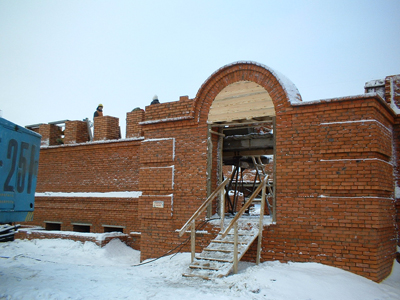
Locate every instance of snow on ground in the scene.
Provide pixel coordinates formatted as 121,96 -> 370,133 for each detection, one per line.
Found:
0,238 -> 399,300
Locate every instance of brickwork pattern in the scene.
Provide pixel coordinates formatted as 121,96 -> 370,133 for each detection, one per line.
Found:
39,124 -> 62,146
32,196 -> 140,235
126,109 -> 145,138
93,116 -> 120,141
144,96 -> 194,122
64,120 -> 89,144
36,141 -> 141,193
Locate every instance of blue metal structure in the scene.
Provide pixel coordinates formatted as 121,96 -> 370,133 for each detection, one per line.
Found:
0,117 -> 41,223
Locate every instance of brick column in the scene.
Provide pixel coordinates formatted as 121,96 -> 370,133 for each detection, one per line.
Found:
387,76 -> 400,247
39,124 -> 62,146
385,75 -> 400,106
93,116 -> 120,141
64,120 -> 90,144
126,109 -> 145,138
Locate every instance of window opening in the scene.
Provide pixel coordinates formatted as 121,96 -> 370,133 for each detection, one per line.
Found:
44,222 -> 61,231
103,226 -> 124,233
72,224 -> 91,233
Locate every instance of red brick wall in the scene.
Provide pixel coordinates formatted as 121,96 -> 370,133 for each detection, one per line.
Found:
126,109 -> 145,138
36,140 -> 142,193
64,120 -> 89,144
32,196 -> 140,235
144,95 -> 194,122
25,62 -> 399,282
93,116 -> 120,141
187,62 -> 397,282
39,124 -> 62,146
259,96 -> 397,282
385,75 -> 400,106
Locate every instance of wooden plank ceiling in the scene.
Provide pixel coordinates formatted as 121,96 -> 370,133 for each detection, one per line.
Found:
207,81 -> 275,124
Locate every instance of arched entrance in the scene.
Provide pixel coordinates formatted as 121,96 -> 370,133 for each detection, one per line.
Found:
208,80 -> 276,219
194,61 -> 302,220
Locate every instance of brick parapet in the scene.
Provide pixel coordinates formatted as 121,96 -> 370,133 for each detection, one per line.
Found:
126,109 -> 145,138
143,96 -> 195,122
64,120 -> 89,144
93,116 -> 120,141
39,124 -> 62,146
385,75 -> 400,107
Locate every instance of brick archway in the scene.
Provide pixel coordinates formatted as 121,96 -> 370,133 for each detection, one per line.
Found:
194,61 -> 302,124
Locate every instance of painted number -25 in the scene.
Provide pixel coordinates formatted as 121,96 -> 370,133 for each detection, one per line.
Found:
3,139 -> 37,194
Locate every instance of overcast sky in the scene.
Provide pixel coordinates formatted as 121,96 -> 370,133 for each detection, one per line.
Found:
1,0 -> 399,137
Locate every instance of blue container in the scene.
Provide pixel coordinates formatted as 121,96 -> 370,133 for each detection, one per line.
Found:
0,118 -> 41,223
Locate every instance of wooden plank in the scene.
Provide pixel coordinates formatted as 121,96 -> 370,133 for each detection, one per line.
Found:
209,103 -> 275,115
212,92 -> 272,107
209,117 -> 273,126
206,125 -> 213,218
214,81 -> 266,99
233,222 -> 238,274
191,222 -> 195,263
256,184 -> 266,265
208,80 -> 276,124
208,108 -> 276,123
210,101 -> 275,115
273,116 -> 277,223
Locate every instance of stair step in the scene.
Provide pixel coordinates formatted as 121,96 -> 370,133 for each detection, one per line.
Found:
196,256 -> 232,263
210,239 -> 252,244
190,264 -> 220,271
203,248 -> 235,253
183,267 -> 230,279
184,259 -> 233,279
189,260 -> 229,271
213,236 -> 259,245
205,243 -> 247,252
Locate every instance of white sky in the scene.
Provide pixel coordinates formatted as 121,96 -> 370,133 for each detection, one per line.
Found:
1,0 -> 399,137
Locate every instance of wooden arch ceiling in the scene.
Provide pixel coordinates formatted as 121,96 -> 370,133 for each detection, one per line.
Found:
207,80 -> 275,125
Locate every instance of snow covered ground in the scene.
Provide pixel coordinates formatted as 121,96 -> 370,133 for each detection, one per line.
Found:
0,237 -> 399,300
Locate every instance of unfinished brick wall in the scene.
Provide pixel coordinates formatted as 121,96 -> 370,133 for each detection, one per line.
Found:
36,140 -> 142,193
27,138 -> 143,239
39,124 -> 62,146
64,120 -> 89,144
182,62 -> 397,282
126,109 -> 145,138
93,116 -> 120,141
24,61 -> 399,282
144,95 -> 194,122
385,75 -> 400,106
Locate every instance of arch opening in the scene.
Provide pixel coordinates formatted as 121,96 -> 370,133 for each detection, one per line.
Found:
206,80 -> 276,221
